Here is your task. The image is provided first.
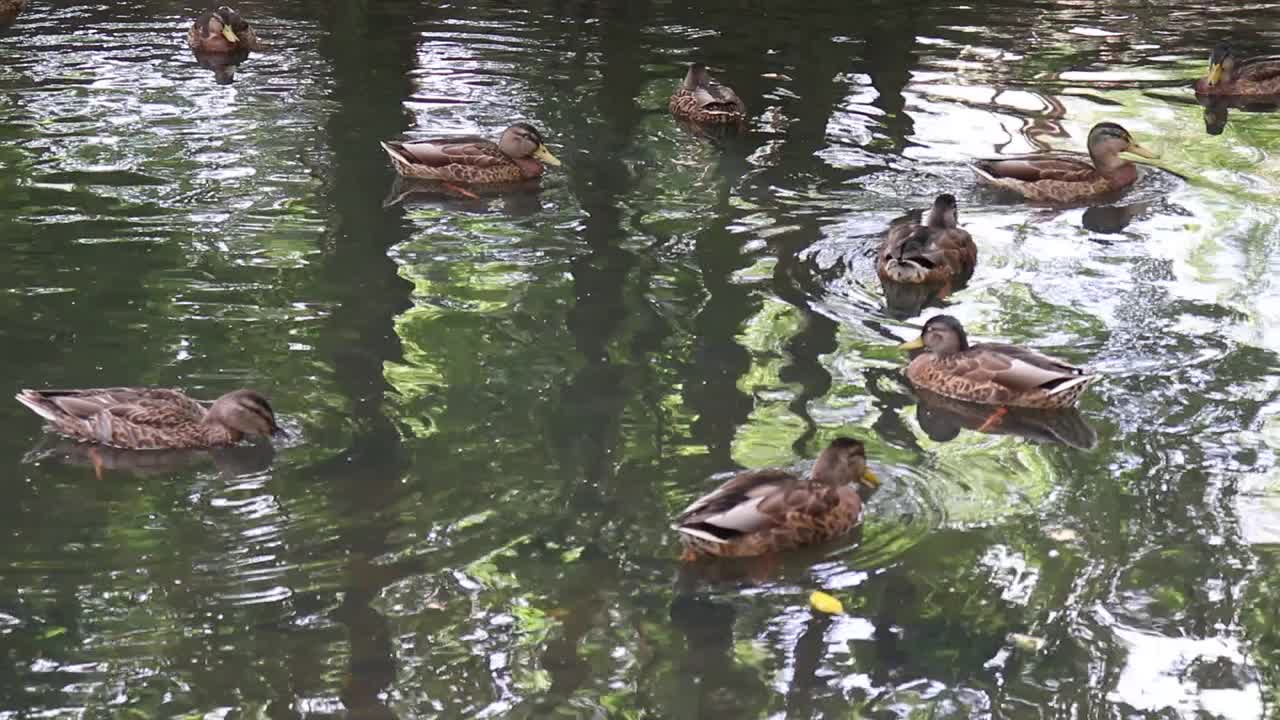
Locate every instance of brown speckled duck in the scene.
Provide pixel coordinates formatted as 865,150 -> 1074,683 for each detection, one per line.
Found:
380,123 -> 561,185
971,122 -> 1157,203
16,388 -> 283,450
189,6 -> 262,54
0,0 -> 29,29
669,63 -> 746,125
1195,42 -> 1280,97
878,194 -> 977,290
672,438 -> 879,560
898,315 -> 1097,421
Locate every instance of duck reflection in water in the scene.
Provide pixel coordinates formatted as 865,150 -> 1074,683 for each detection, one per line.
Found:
192,47 -> 249,85
877,194 -> 977,319
188,6 -> 262,85
668,594 -> 771,717
913,387 -> 1096,449
382,176 -> 544,216
1197,95 -> 1280,136
23,436 -> 277,477
1081,200 -> 1150,234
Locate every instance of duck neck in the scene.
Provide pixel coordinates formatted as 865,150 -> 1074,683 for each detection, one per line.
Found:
810,451 -> 850,486
926,209 -> 955,230
512,156 -> 545,179
199,417 -> 241,447
1090,146 -> 1132,177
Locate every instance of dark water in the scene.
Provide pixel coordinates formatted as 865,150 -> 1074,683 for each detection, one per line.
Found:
3,1 -> 1280,717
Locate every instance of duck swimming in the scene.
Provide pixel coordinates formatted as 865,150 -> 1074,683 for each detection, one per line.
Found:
971,122 -> 1157,203
669,63 -> 747,125
1195,42 -> 1280,97
380,123 -> 561,185
189,6 -> 262,54
16,387 -> 283,450
878,193 -> 977,291
898,315 -> 1097,415
672,438 -> 879,560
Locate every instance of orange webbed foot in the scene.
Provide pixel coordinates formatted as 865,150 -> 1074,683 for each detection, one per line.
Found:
977,406 -> 1009,433
89,447 -> 105,480
442,182 -> 480,199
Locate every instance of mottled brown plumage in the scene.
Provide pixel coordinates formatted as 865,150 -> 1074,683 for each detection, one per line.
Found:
971,122 -> 1157,203
380,123 -> 561,184
189,6 -> 262,54
0,0 -> 28,29
899,315 -> 1097,409
878,194 -> 977,287
669,63 -> 746,125
15,387 -> 282,450
673,438 -> 879,560
1195,43 -> 1280,97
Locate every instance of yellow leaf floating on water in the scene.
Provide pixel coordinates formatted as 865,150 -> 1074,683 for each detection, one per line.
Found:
809,591 -> 844,615
1008,633 -> 1046,652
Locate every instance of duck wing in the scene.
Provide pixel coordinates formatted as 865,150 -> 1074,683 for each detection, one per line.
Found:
967,343 -> 1093,393
693,82 -> 745,112
674,468 -> 810,543
1235,56 -> 1280,83
385,137 -> 508,168
973,156 -> 1097,183
16,388 -> 206,446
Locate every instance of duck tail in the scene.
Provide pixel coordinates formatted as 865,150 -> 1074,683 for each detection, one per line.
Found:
969,162 -> 998,184
380,142 -> 412,171
673,524 -> 730,544
1045,373 -> 1097,398
15,390 -> 60,424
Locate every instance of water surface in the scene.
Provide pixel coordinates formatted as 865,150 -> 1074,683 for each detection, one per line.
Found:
3,1 -> 1280,718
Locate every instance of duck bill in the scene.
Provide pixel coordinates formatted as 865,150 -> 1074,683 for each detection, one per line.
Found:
1206,63 -> 1223,87
222,26 -> 240,43
1124,142 -> 1159,160
532,144 -> 561,166
897,337 -> 926,351
861,469 -> 881,489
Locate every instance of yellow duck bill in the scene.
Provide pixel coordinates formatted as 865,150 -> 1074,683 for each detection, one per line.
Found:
1207,63 -> 1224,86
533,144 -> 561,166
1124,142 -> 1159,159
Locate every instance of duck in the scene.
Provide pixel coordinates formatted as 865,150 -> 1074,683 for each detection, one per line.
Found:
0,0 -> 28,29
380,123 -> 561,185
878,194 -> 977,290
188,6 -> 262,54
971,122 -> 1157,203
898,315 -> 1096,424
672,437 -> 879,560
669,63 -> 747,125
15,387 -> 283,450
1195,42 -> 1280,97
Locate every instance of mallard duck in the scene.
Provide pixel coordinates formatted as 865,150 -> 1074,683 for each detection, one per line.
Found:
380,123 -> 561,185
878,194 -> 977,289
669,63 -> 746,125
971,122 -> 1157,203
15,388 -> 283,450
188,6 -> 262,54
0,0 -> 28,29
898,315 -> 1096,418
672,438 -> 879,560
1195,43 -> 1280,96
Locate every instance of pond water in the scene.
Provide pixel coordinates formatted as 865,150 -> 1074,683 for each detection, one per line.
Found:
3,1 -> 1280,717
